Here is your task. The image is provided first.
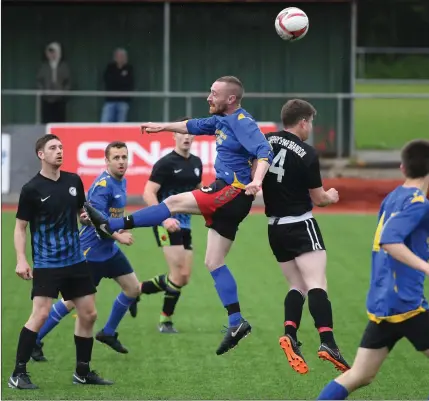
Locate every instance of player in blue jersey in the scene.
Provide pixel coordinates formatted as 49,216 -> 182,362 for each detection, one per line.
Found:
130,119 -> 203,333
85,76 -> 274,355
8,134 -> 112,390
317,139 -> 429,400
30,141 -> 140,362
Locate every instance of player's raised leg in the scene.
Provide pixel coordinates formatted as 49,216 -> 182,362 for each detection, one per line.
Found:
278,260 -> 308,374
8,296 -> 52,390
72,293 -> 113,385
31,299 -> 75,362
84,192 -> 199,236
296,249 -> 350,372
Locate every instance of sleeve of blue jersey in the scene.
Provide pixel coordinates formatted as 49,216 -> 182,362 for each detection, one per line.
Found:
380,199 -> 429,245
186,116 -> 218,135
88,181 -> 112,219
231,117 -> 273,163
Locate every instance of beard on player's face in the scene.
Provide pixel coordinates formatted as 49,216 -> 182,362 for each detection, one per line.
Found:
208,101 -> 228,115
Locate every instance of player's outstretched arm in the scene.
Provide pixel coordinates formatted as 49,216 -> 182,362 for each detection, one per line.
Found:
141,121 -> 189,134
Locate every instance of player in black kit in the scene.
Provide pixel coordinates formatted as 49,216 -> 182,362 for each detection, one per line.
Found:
262,100 -> 350,375
129,118 -> 203,333
8,134 -> 112,390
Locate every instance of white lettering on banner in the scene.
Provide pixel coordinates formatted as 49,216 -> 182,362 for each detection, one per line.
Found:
77,141 -> 217,168
1,133 -> 11,194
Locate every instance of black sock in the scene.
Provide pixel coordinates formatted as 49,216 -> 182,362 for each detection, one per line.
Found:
74,335 -> 93,376
161,277 -> 182,318
141,274 -> 167,295
13,326 -> 38,375
284,289 -> 306,340
308,288 -> 337,348
226,302 -> 241,315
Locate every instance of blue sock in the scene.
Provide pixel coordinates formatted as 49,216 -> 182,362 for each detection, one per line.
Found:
317,380 -> 349,400
103,292 -> 136,335
210,265 -> 242,327
109,202 -> 171,232
37,300 -> 70,345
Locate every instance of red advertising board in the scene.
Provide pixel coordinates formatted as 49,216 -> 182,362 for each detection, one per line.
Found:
48,123 -> 278,195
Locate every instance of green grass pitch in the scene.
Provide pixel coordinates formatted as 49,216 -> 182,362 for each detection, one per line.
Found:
354,83 -> 429,150
1,211 -> 428,400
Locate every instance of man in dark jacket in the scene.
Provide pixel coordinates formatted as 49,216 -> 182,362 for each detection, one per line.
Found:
37,42 -> 71,124
101,48 -> 134,123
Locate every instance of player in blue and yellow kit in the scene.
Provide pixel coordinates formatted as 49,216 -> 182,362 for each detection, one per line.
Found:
317,139 -> 429,400
31,141 -> 140,361
85,76 -> 274,355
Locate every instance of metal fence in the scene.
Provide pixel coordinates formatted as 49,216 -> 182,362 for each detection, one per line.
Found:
2,89 -> 429,158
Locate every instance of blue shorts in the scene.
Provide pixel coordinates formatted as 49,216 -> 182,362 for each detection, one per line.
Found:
87,250 -> 134,287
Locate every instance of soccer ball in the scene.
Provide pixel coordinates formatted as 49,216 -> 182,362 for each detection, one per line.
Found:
275,7 -> 309,42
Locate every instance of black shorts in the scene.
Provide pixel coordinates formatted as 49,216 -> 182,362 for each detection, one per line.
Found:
360,310 -> 429,352
192,179 -> 253,241
32,261 -> 96,301
87,249 -> 134,287
153,226 -> 193,250
268,217 -> 326,262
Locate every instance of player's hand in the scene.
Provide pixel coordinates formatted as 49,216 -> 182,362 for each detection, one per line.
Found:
16,260 -> 33,280
163,218 -> 181,233
79,212 -> 91,226
327,188 -> 339,204
245,179 -> 262,196
141,122 -> 166,134
116,231 -> 134,246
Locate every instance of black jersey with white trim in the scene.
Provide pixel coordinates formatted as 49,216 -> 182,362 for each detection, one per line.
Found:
262,130 -> 322,217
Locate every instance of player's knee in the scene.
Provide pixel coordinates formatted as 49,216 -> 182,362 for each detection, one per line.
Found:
204,257 -> 224,272
35,307 -> 50,324
28,306 -> 50,329
124,284 -> 141,299
178,271 -> 191,286
79,308 -> 98,325
164,194 -> 180,213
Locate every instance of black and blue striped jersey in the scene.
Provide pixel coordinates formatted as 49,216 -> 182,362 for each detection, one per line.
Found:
16,171 -> 86,268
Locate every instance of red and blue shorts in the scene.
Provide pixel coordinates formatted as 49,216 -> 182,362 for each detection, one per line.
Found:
192,179 -> 253,241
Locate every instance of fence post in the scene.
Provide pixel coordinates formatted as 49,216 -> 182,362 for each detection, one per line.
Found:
185,97 -> 193,118
162,1 -> 171,122
336,96 -> 344,158
35,92 -> 41,124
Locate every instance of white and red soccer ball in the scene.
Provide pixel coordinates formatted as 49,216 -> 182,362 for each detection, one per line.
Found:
275,7 -> 309,42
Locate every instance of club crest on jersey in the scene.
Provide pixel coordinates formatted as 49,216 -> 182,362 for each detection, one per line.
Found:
69,187 -> 77,196
194,168 -> 200,177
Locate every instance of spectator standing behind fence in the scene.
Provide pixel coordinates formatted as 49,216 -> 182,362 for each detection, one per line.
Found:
100,48 -> 134,123
37,42 -> 71,124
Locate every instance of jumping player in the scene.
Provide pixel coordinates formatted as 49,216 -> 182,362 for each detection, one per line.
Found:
317,139 -> 429,400
262,99 -> 350,374
31,141 -> 140,361
132,120 -> 203,333
8,134 -> 112,389
85,75 -> 274,355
